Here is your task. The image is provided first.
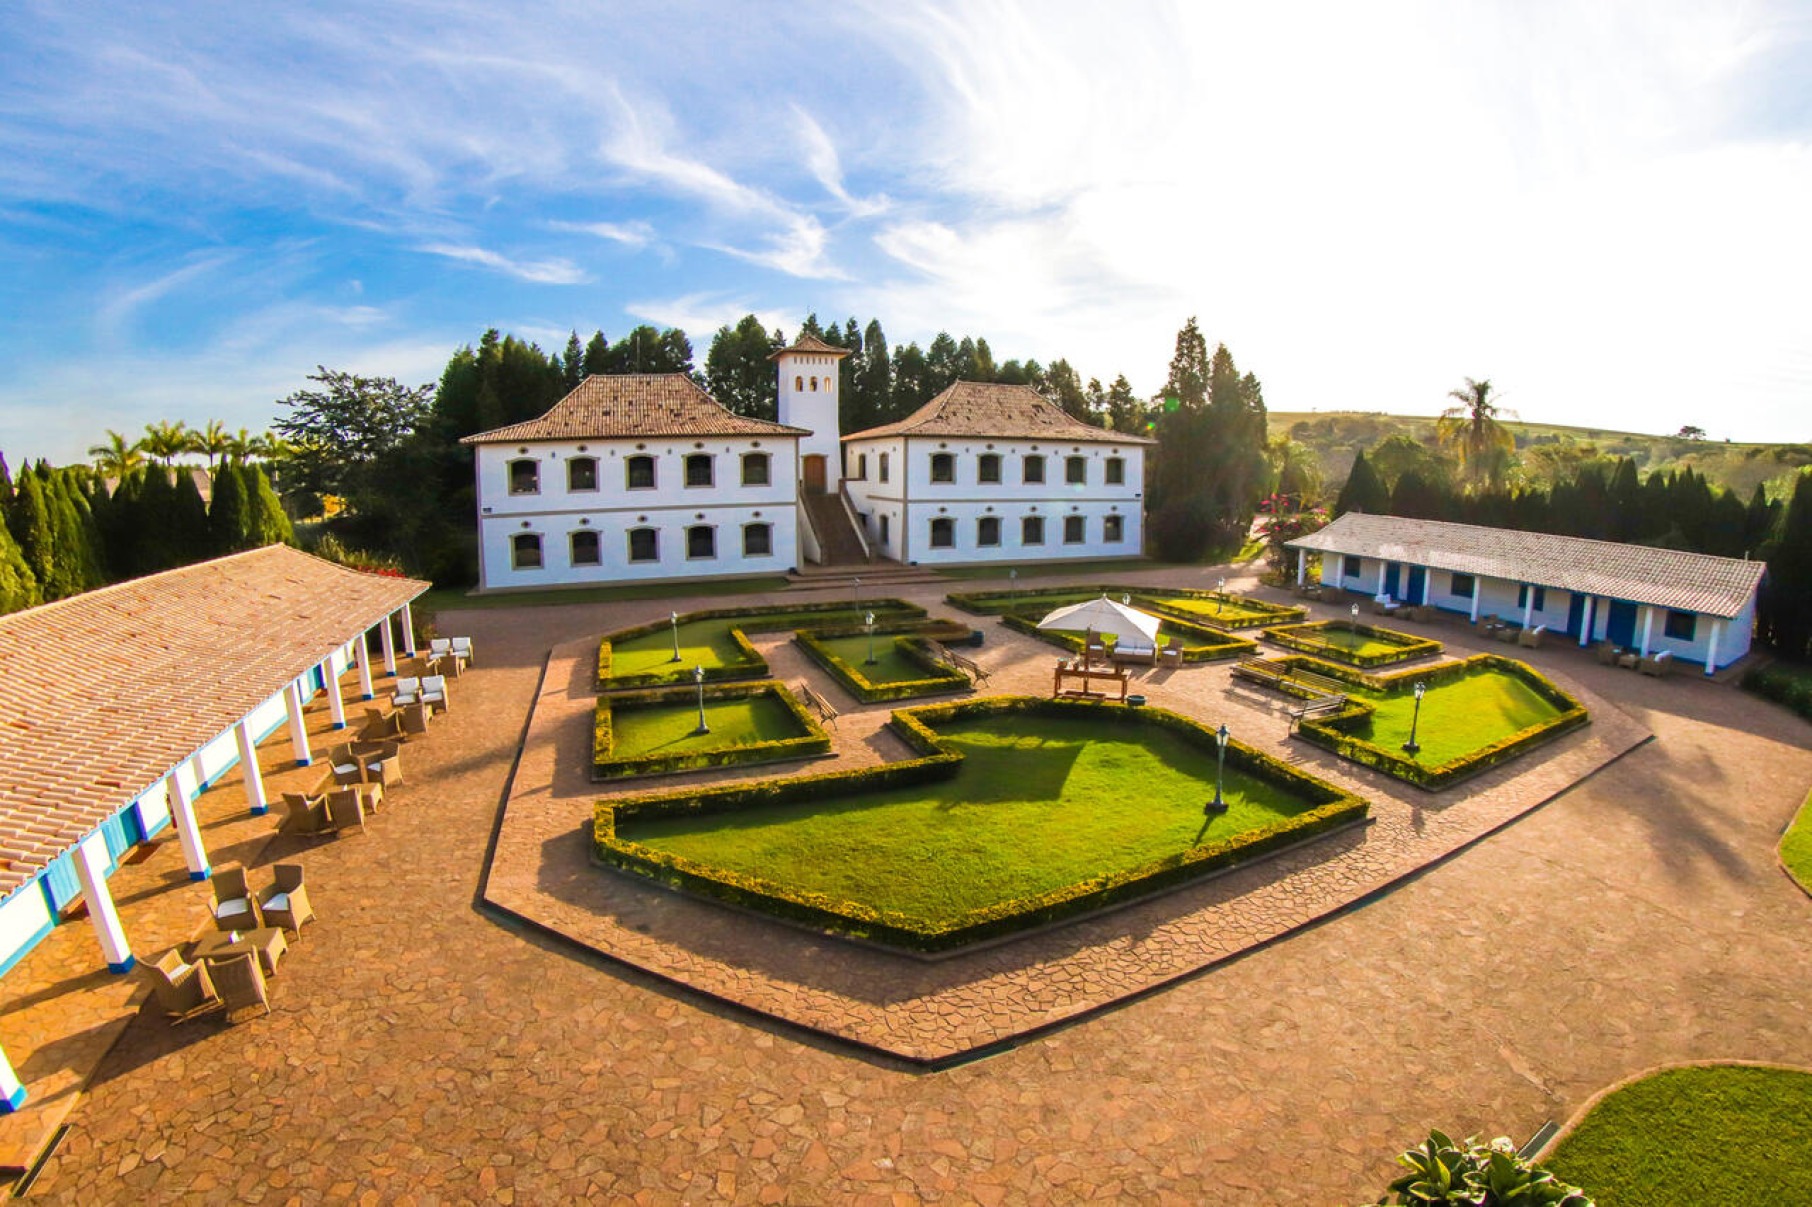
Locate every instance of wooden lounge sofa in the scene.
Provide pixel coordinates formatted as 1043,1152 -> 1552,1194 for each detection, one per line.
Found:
1110,640 -> 1158,667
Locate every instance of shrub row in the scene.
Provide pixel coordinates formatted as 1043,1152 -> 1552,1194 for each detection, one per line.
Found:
1280,653 -> 1591,790
1132,592 -> 1308,632
596,599 -> 928,690
594,695 -> 1368,952
1263,621 -> 1444,667
999,610 -> 1258,662
1743,663 -> 1812,725
591,680 -> 832,780
794,629 -> 972,703
947,583 -> 1303,629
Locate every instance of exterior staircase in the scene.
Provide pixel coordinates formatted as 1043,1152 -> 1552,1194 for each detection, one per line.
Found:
800,490 -> 871,568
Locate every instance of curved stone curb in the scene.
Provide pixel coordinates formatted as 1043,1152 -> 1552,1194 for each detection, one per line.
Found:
1528,1058 -> 1812,1163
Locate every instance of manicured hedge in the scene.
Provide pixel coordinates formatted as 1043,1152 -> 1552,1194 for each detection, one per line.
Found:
596,599 -> 926,690
794,629 -> 972,703
1263,620 -> 1444,667
947,583 -> 1304,630
1743,662 -> 1812,725
1280,654 -> 1590,790
592,680 -> 832,780
1000,610 -> 1257,662
594,695 -> 1368,952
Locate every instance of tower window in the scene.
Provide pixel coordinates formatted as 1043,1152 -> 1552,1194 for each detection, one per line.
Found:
567,457 -> 598,492
626,455 -> 655,490
1023,455 -> 1046,485
741,452 -> 770,486
930,453 -> 955,483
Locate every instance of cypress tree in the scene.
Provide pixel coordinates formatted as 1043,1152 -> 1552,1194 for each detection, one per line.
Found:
209,460 -> 254,554
7,474 -> 65,598
0,514 -> 36,613
247,465 -> 295,547
1607,458 -> 1641,541
0,452 -> 12,505
1760,472 -> 1812,660
172,469 -> 211,565
134,466 -> 179,573
48,472 -> 104,591
1745,483 -> 1780,557
1335,449 -> 1389,516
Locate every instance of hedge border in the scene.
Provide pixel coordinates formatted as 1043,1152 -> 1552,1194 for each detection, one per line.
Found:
1742,663 -> 1812,726
594,695 -> 1369,952
794,629 -> 973,703
947,584 -> 1306,630
1275,653 -> 1590,790
596,598 -> 927,691
592,679 -> 832,780
1000,610 -> 1258,662
1262,620 -> 1444,667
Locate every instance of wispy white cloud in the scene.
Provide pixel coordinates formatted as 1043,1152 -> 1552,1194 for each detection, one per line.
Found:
793,106 -> 889,217
95,253 -> 237,334
552,219 -> 656,248
416,243 -> 590,285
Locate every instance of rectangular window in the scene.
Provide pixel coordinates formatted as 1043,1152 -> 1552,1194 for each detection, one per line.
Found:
1065,456 -> 1087,485
567,458 -> 598,492
977,516 -> 1000,547
879,514 -> 890,545
570,530 -> 600,566
686,525 -> 715,559
626,456 -> 655,490
685,454 -> 713,487
508,459 -> 540,495
1063,515 -> 1086,544
628,529 -> 658,563
741,453 -> 770,486
931,453 -> 955,483
510,533 -> 542,569
1103,515 -> 1124,543
1021,515 -> 1045,545
857,453 -> 868,480
978,453 -> 1001,484
929,517 -> 954,548
1346,557 -> 1365,581
1517,584 -> 1547,612
1451,573 -> 1476,598
743,523 -> 772,557
1663,609 -> 1697,641
879,453 -> 890,483
1104,458 -> 1125,486
1023,456 -> 1045,484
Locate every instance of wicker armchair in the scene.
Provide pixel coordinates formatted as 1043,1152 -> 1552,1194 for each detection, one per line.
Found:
1518,624 -> 1547,649
143,949 -> 221,1023
326,786 -> 369,833
358,706 -> 404,743
211,863 -> 262,932
259,864 -> 316,939
277,791 -> 334,838
1639,650 -> 1674,677
1595,641 -> 1619,665
350,740 -> 404,788
210,951 -> 270,1018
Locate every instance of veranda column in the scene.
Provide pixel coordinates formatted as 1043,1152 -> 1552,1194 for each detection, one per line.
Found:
1638,606 -> 1655,657
167,772 -> 213,878
72,833 -> 134,973
1296,549 -> 1306,586
234,720 -> 269,816
355,630 -> 375,699
1469,586 -> 1481,623
323,655 -> 347,729
400,602 -> 418,657
1377,563 -> 1388,596
379,615 -> 398,676
1522,587 -> 1534,629
1578,595 -> 1596,647
0,1045 -> 25,1112
1421,571 -> 1431,606
285,678 -> 314,765
1705,619 -> 1722,676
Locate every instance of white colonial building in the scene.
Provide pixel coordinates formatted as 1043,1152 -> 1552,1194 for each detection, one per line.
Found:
841,380 -> 1152,566
463,341 -> 1153,590
461,375 -> 807,590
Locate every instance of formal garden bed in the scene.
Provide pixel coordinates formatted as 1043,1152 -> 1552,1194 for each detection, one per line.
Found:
592,680 -> 831,780
1544,1064 -> 1812,1206
1265,653 -> 1587,790
1263,619 -> 1443,667
597,599 -> 925,690
594,696 -> 1366,952
1781,789 -> 1812,895
947,584 -> 1305,631
1002,609 -> 1257,662
795,622 -> 973,703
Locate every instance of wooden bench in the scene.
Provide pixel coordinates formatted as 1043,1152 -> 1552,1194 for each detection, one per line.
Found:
936,643 -> 991,686
1292,670 -> 1350,698
1288,693 -> 1348,731
1232,657 -> 1292,691
794,681 -> 839,728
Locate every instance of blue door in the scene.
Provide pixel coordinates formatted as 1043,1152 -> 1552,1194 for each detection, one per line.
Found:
1384,563 -> 1401,599
1566,594 -> 1586,639
1606,600 -> 1638,648
1406,566 -> 1426,604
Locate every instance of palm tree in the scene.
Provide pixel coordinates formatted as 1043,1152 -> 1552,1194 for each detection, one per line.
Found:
1435,378 -> 1516,492
190,419 -> 231,469
140,420 -> 192,467
88,429 -> 146,477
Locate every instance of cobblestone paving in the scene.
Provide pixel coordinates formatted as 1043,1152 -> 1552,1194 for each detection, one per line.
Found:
21,569 -> 1812,1203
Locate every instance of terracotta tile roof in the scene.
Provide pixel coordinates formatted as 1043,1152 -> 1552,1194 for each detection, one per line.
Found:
770,334 -> 850,359
1286,513 -> 1766,619
460,374 -> 809,444
842,380 -> 1154,445
0,546 -> 428,901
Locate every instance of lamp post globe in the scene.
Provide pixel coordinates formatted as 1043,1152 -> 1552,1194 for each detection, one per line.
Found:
1216,576 -> 1226,612
1350,601 -> 1360,636
668,610 -> 681,662
1207,723 -> 1230,813
864,610 -> 877,665
692,664 -> 710,735
1402,680 -> 1426,754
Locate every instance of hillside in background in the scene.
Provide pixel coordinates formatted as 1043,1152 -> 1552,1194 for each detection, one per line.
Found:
1273,411 -> 1812,502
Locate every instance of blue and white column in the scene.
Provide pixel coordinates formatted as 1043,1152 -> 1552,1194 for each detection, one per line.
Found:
400,603 -> 418,658
72,833 -> 133,973
167,772 -> 213,879
355,630 -> 376,699
379,616 -> 398,677
0,1045 -> 26,1113
285,678 -> 313,766
234,720 -> 268,816
323,655 -> 347,729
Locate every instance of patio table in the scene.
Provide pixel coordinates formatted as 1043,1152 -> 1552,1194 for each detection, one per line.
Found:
190,926 -> 288,978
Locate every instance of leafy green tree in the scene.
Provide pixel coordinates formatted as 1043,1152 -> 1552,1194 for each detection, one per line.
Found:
88,429 -> 146,477
607,325 -> 695,376
890,341 -> 935,418
1102,375 -> 1144,435
925,332 -> 962,394
850,319 -> 892,433
1336,448 -> 1390,515
1043,359 -> 1095,424
582,330 -> 611,376
0,510 -> 37,613
274,367 -> 435,505
1268,437 -> 1324,506
1369,434 -> 1454,493
1435,378 -> 1516,493
704,315 -> 781,419
1389,470 -> 1444,519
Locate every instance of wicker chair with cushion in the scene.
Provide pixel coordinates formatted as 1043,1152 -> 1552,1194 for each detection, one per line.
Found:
392,676 -> 421,708
211,952 -> 270,1018
451,637 -> 474,666
259,864 -> 316,939
211,864 -> 263,932
1518,624 -> 1547,649
419,674 -> 450,714
1158,638 -> 1184,668
348,740 -> 404,788
144,949 -> 221,1023
400,701 -> 431,736
277,791 -> 334,838
1596,641 -> 1619,665
326,786 -> 369,833
358,707 -> 404,743
1639,650 -> 1675,677
328,743 -> 366,787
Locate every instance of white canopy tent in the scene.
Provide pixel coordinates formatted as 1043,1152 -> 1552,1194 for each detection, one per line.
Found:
1035,596 -> 1161,646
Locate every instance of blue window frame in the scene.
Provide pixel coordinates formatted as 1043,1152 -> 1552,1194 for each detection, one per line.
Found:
1450,573 -> 1476,598
1517,585 -> 1547,611
1345,556 -> 1364,581
1664,609 -> 1697,641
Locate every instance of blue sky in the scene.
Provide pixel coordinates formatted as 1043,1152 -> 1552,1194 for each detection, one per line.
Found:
3,1 -> 1810,466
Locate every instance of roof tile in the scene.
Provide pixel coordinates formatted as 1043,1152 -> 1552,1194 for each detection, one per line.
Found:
459,374 -> 809,444
843,380 -> 1153,445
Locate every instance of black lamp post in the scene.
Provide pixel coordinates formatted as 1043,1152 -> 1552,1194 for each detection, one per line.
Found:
1009,567 -> 1017,613
864,610 -> 877,665
692,664 -> 710,735
1207,723 -> 1230,813
1402,680 -> 1427,754
1350,601 -> 1360,638
668,610 -> 681,663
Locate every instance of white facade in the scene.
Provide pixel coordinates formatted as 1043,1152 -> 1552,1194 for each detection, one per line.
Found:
474,436 -> 800,589
842,435 -> 1145,565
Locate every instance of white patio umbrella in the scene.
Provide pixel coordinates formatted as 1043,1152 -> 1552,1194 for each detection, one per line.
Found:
1035,595 -> 1161,646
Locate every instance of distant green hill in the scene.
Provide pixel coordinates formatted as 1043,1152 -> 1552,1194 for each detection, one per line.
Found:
1271,410 -> 1812,500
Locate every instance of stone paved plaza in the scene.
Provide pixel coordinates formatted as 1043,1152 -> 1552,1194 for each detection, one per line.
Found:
13,568 -> 1812,1203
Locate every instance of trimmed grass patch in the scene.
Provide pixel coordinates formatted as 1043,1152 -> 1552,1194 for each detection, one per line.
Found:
611,695 -> 805,758
593,681 -> 830,780
1545,1065 -> 1812,1206
599,600 -> 925,689
1781,790 -> 1812,893
812,633 -> 941,685
1348,673 -> 1557,765
1264,619 -> 1443,667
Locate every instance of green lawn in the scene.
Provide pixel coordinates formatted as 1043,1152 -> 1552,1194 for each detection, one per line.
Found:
1349,672 -> 1561,766
1781,790 -> 1812,893
620,713 -> 1319,924
812,633 -> 938,685
607,605 -> 917,680
1267,620 -> 1431,663
1544,1065 -> 1812,1205
1143,596 -> 1289,626
422,576 -> 790,613
610,694 -> 807,759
